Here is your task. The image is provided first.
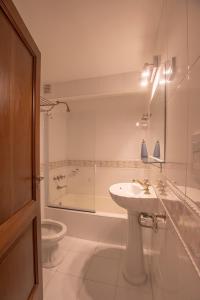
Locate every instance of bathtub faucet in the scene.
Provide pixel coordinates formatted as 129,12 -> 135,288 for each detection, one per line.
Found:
56,184 -> 67,190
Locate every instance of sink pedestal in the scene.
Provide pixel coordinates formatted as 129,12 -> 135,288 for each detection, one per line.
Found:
123,211 -> 147,285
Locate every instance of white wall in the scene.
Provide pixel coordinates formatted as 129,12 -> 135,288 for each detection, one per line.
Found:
66,93 -> 148,161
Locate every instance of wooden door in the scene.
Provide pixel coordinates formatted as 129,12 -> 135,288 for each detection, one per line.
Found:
0,0 -> 42,299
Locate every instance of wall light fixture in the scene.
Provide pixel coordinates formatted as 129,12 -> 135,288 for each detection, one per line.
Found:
140,56 -> 161,87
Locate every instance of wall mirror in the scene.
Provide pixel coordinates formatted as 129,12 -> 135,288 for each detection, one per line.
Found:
146,64 -> 166,163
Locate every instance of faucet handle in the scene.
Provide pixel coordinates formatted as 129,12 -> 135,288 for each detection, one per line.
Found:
143,179 -> 150,185
158,181 -> 167,195
157,180 -> 163,188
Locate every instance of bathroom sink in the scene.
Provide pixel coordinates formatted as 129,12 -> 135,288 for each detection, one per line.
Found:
109,182 -> 158,285
109,182 -> 157,213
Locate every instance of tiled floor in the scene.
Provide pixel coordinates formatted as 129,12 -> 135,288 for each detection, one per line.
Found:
43,236 -> 153,300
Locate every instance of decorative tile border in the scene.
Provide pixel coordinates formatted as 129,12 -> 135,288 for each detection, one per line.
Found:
42,159 -> 149,170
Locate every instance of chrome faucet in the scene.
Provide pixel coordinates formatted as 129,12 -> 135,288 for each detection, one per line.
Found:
57,184 -> 67,190
132,179 -> 151,195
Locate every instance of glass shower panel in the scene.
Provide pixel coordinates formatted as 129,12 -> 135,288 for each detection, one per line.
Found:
46,101 -> 95,212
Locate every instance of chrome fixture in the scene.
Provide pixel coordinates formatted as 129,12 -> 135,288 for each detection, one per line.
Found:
163,57 -> 176,82
69,168 -> 80,177
140,55 -> 161,87
156,179 -> 164,188
138,212 -> 166,233
57,184 -> 67,190
156,180 -> 167,195
132,179 -> 151,195
159,183 -> 167,196
53,175 -> 66,181
140,56 -> 176,88
136,113 -> 151,128
40,97 -> 70,114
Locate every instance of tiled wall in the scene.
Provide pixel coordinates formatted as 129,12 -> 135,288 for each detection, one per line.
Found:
42,93 -> 151,213
150,0 -> 200,298
46,161 -> 150,214
155,0 -> 200,206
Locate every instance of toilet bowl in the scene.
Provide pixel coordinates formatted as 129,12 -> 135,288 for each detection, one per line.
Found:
41,219 -> 67,268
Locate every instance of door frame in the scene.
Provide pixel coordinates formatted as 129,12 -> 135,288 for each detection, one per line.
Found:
0,0 -> 42,299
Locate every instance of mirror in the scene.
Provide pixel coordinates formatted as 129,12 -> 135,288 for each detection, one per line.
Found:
146,65 -> 166,163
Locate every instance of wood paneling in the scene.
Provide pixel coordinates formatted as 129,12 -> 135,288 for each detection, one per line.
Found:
11,22 -> 33,214
0,9 -> 12,224
0,224 -> 35,300
0,7 -> 33,225
0,0 -> 42,299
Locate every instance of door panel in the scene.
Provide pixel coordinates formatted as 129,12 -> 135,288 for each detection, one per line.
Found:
0,0 -> 42,299
0,7 -> 33,225
0,224 -> 35,300
11,23 -> 33,216
0,8 -> 12,224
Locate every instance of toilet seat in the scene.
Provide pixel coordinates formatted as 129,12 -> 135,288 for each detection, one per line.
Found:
41,219 -> 67,268
42,219 -> 67,243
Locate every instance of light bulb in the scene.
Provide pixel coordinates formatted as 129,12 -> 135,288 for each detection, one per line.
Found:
141,69 -> 150,78
163,67 -> 172,75
159,79 -> 166,85
140,79 -> 148,87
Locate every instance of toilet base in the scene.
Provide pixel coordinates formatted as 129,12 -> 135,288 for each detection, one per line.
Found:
42,242 -> 66,268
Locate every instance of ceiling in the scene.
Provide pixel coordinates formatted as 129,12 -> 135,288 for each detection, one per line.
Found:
13,0 -> 163,83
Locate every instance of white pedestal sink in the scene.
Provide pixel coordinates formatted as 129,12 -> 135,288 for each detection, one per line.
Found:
109,182 -> 157,285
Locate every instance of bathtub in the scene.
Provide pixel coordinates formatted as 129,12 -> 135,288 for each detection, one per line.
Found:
45,205 -> 152,250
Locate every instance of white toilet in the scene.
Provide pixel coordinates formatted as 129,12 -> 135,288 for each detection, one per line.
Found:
41,219 -> 67,268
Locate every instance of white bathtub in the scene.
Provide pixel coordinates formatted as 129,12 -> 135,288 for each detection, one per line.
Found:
45,206 -> 152,249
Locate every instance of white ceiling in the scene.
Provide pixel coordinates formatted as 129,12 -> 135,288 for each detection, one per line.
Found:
13,0 -> 163,83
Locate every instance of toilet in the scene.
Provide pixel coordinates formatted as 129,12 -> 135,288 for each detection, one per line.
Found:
41,219 -> 67,268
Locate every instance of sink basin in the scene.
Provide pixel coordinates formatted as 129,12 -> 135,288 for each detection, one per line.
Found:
109,182 -> 157,213
109,182 -> 158,285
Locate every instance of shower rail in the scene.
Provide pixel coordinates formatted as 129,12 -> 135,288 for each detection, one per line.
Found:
40,96 -> 70,113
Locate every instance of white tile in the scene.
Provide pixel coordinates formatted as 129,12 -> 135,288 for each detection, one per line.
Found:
78,280 -> 116,300
94,243 -> 123,260
117,256 -> 151,292
115,286 -> 152,300
85,256 -> 120,285
96,218 -> 123,245
43,268 -> 56,290
57,250 -> 93,277
67,237 -> 98,254
44,272 -> 83,300
59,236 -> 76,251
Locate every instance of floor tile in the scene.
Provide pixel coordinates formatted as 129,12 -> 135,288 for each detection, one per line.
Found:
66,237 -> 99,254
117,253 -> 151,292
94,243 -> 123,260
59,236 -> 76,251
43,237 -> 154,300
117,257 -> 152,293
85,256 -> 120,285
78,280 -> 116,300
43,268 -> 56,290
115,286 -> 152,300
57,250 -> 93,277
44,272 -> 83,300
